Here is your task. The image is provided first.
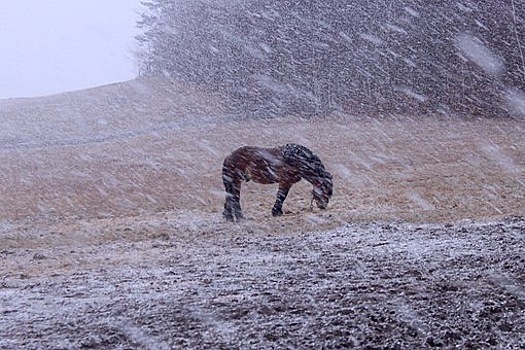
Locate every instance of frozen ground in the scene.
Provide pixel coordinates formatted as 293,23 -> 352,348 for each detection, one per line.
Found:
1,78 -> 524,348
1,218 -> 524,348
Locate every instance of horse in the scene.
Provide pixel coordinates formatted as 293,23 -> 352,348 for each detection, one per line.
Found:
222,143 -> 333,221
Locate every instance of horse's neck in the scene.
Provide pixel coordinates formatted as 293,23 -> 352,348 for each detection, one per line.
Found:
278,144 -> 325,184
301,172 -> 318,185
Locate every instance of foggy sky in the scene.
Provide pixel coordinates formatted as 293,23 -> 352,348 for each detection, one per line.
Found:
0,0 -> 142,99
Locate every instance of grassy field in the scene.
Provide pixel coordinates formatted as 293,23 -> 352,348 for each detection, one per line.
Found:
1,78 -> 524,249
1,78 -> 524,348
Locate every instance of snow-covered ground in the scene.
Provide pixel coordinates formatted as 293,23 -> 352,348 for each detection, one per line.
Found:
1,218 -> 524,348
1,78 -> 524,348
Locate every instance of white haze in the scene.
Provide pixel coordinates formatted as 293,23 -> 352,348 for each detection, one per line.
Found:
0,0 -> 142,99
456,33 -> 505,77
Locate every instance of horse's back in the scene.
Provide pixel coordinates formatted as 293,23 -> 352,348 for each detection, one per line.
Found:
225,145 -> 278,164
224,146 -> 258,167
223,145 -> 285,184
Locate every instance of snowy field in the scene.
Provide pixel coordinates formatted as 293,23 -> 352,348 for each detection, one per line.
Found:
1,78 -> 524,348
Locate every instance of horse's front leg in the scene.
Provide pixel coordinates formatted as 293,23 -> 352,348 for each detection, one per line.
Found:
272,184 -> 291,217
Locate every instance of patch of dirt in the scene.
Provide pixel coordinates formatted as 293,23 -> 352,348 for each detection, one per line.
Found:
1,218 -> 524,348
1,79 -> 524,348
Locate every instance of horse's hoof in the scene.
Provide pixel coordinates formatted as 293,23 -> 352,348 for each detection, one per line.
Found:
272,210 -> 283,217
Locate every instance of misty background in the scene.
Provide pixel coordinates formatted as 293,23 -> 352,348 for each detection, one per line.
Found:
136,0 -> 525,118
0,0 -> 141,99
1,0 -> 524,119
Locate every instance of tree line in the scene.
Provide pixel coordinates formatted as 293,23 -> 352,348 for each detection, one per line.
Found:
136,0 -> 525,118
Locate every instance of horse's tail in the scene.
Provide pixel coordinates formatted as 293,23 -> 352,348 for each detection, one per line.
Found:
222,155 -> 242,200
222,157 -> 233,191
222,157 -> 234,220
222,169 -> 234,196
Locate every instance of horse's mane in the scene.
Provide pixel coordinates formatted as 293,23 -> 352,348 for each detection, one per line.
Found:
279,144 -> 327,177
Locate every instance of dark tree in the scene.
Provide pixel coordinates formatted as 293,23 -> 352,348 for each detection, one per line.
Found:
136,0 -> 525,118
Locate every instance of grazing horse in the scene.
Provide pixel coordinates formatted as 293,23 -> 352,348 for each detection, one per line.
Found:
222,143 -> 333,221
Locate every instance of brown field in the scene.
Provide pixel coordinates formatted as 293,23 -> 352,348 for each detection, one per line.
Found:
1,78 -> 524,348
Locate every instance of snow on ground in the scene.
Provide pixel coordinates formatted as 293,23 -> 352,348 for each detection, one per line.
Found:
0,78 -> 524,348
1,218 -> 524,348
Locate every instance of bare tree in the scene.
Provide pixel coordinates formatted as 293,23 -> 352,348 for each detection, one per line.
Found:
136,0 -> 525,118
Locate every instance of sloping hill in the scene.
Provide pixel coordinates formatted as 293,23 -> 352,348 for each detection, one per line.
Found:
1,78 -> 525,246
1,78 -> 524,348
0,77 -> 228,149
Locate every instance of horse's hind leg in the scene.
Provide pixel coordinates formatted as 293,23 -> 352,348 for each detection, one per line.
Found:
231,181 -> 244,220
222,174 -> 235,221
223,175 -> 243,221
223,196 -> 234,221
233,201 -> 244,220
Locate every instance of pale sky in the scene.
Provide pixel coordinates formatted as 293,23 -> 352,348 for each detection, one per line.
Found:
0,0 -> 143,99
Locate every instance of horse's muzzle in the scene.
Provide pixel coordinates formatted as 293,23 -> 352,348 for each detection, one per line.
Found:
313,197 -> 328,210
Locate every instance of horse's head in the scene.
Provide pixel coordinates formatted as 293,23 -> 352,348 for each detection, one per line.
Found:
312,171 -> 333,210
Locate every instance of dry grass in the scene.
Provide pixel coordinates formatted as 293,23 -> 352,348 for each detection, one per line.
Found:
1,80 -> 524,349
1,79 -> 524,253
